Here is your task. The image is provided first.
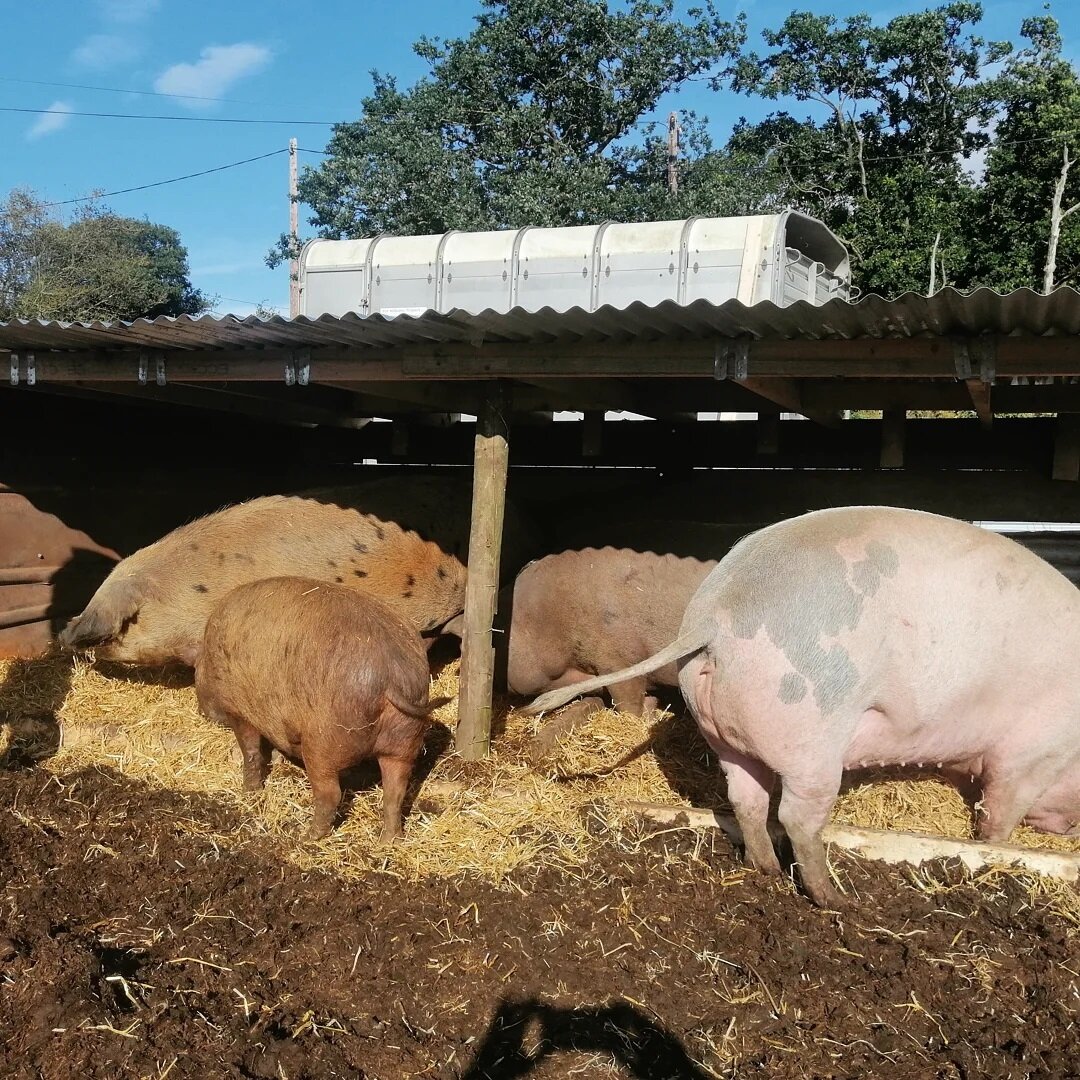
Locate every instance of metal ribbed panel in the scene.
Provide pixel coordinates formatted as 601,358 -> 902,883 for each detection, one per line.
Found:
3,287 -> 1080,354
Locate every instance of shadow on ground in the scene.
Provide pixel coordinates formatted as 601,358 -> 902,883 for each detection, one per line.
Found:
459,997 -> 712,1080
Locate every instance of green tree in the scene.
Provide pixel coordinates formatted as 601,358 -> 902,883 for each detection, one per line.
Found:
721,3 -> 1011,295
971,16 -> 1080,291
270,0 -> 746,264
0,191 -> 208,323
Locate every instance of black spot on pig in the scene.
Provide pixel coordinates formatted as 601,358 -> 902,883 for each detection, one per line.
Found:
193,584 -> 209,594
437,566 -> 448,580
355,570 -> 368,578
354,541 -> 368,554
374,525 -> 385,541
405,574 -> 416,588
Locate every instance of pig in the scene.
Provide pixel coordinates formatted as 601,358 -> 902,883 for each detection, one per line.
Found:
195,576 -> 449,842
525,507 -> 1080,907
506,546 -> 716,715
502,527 -> 746,748
59,475 -> 537,668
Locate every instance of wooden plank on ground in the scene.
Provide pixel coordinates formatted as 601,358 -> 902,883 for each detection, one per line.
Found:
621,801 -> 1080,883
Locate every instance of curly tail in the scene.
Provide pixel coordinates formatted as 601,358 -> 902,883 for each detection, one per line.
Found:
521,623 -> 712,715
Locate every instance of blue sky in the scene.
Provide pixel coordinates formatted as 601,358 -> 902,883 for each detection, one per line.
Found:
3,0 -> 1078,319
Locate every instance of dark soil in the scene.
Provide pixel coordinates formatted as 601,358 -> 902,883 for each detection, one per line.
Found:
0,765 -> 1076,1080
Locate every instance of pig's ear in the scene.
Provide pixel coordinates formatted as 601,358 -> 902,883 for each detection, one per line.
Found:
58,577 -> 142,651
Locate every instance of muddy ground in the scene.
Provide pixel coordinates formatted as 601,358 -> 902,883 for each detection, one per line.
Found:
1,763 -> 1077,1080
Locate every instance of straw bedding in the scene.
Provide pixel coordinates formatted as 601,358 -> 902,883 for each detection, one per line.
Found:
1,653 -> 1077,896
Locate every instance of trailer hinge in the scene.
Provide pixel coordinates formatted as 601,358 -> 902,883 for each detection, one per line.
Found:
156,355 -> 167,386
138,353 -> 148,386
8,353 -> 16,387
26,353 -> 35,386
714,340 -> 749,381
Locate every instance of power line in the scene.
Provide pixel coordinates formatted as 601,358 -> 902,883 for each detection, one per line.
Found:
0,150 -> 288,213
1,105 -> 335,126
0,74 -> 269,107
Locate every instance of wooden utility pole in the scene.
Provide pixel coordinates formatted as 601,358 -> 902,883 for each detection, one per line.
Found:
456,382 -> 511,759
289,137 -> 300,317
667,112 -> 680,195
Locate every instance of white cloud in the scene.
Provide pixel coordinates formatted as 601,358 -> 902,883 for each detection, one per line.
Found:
72,33 -> 142,70
154,44 -> 272,108
27,101 -> 74,141
99,0 -> 161,22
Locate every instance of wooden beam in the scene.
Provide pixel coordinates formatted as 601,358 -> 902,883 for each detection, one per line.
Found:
734,376 -> 843,428
965,379 -> 993,428
881,408 -> 906,468
12,335 -> 1080,387
1053,414 -> 1080,481
14,380 -> 370,429
516,377 -> 639,413
456,382 -> 511,760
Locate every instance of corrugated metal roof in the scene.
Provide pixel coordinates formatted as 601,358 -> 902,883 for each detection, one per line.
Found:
2,286 -> 1080,354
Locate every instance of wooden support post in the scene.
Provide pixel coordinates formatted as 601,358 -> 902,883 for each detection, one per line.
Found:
965,379 -> 993,429
457,382 -> 511,759
756,409 -> 780,455
1052,413 -> 1080,481
880,408 -> 906,469
582,410 -> 604,457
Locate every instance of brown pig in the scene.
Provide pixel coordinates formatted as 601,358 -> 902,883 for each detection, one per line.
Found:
194,576 -> 449,842
59,475 -> 537,668
498,522 -> 748,749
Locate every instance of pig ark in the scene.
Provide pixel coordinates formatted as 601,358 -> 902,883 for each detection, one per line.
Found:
526,507 -> 1080,907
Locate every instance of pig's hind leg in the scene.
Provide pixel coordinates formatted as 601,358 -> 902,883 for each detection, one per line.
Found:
975,752 -> 1072,843
303,759 -> 343,841
375,709 -> 427,843
714,745 -> 781,877
777,764 -> 845,909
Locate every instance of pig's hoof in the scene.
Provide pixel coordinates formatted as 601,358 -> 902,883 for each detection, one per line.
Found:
377,828 -> 404,846
807,885 -> 847,910
241,777 -> 266,793
303,823 -> 332,843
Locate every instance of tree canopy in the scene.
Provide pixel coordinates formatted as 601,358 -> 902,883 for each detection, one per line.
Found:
276,0 -> 1080,297
0,191 -> 208,323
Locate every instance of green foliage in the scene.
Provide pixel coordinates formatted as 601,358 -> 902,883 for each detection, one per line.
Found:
971,16 -> 1080,290
269,0 -> 745,266
724,3 -> 1010,296
0,191 -> 207,323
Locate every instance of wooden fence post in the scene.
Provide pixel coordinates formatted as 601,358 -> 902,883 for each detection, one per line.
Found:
880,408 -> 906,469
1053,413 -> 1080,481
456,381 -> 511,759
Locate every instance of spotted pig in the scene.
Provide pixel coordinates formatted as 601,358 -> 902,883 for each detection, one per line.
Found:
526,507 -> 1080,907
